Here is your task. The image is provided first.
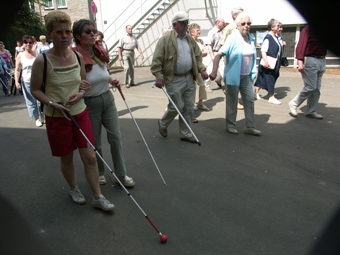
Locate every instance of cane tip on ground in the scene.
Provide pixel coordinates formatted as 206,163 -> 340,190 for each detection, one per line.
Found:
160,235 -> 168,243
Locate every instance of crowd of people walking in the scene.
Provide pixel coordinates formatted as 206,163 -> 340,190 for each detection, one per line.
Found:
0,8 -> 328,212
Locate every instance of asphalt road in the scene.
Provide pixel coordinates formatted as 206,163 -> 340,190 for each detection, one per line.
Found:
1,67 -> 340,255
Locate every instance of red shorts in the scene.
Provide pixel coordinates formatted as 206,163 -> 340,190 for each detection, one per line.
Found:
45,108 -> 95,157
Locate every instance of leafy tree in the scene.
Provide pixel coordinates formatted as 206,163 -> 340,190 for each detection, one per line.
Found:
2,0 -> 46,59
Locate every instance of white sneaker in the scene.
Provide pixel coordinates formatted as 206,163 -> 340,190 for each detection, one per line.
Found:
99,175 -> 107,185
288,101 -> 298,117
255,93 -> 261,100
92,195 -> 115,211
268,97 -> 281,105
70,187 -> 86,204
118,175 -> 135,187
35,119 -> 43,127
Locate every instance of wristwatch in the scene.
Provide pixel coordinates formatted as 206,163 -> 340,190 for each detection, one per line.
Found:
48,100 -> 53,107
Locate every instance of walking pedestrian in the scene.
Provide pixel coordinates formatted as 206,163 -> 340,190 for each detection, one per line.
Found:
188,23 -> 210,112
14,35 -> 44,127
37,35 -> 50,54
206,17 -> 225,90
288,25 -> 327,119
151,11 -> 208,143
30,10 -> 114,211
0,56 -> 10,96
72,19 -> 135,187
118,25 -> 144,88
254,19 -> 283,104
210,12 -> 261,136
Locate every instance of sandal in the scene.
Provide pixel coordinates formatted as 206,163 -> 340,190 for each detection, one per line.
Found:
193,118 -> 198,123
197,104 -> 210,111
118,175 -> 135,187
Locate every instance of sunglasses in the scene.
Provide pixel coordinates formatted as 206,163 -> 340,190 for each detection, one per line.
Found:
84,28 -> 97,35
51,30 -> 72,36
178,20 -> 189,25
241,22 -> 252,26
24,41 -> 33,44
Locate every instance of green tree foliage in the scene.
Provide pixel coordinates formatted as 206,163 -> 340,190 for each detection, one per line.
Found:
2,0 -> 46,59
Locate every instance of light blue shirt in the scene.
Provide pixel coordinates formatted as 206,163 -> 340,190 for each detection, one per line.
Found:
175,32 -> 192,74
220,30 -> 257,86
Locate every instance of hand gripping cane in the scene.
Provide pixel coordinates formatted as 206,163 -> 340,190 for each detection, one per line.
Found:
152,83 -> 201,146
115,84 -> 167,186
59,103 -> 168,243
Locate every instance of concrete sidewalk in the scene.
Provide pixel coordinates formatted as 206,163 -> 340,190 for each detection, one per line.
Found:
1,67 -> 340,254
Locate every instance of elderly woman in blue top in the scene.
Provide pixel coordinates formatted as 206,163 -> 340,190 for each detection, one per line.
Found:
210,12 -> 261,136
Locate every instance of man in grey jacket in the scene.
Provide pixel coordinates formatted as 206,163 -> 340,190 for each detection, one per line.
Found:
151,11 -> 208,143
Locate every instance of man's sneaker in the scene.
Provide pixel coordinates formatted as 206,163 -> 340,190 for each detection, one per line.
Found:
244,127 -> 261,136
70,187 -> 86,205
306,112 -> 323,119
35,119 -> 43,127
99,175 -> 107,185
92,195 -> 115,211
268,97 -> 281,105
288,101 -> 298,117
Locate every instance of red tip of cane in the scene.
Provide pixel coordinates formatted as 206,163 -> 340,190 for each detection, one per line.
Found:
160,235 -> 168,243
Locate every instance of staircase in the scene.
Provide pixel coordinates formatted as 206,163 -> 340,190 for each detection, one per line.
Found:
106,0 -> 178,67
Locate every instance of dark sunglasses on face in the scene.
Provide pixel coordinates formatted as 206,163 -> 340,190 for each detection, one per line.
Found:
24,41 -> 33,44
52,30 -> 72,36
241,22 -> 252,26
84,28 -> 97,35
178,20 -> 189,25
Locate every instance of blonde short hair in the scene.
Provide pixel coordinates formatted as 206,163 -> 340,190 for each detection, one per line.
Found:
44,11 -> 72,32
188,23 -> 200,34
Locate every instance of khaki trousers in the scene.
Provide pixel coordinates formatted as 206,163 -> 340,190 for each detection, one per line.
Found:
159,73 -> 195,138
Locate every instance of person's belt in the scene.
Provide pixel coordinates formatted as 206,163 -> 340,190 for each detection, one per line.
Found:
174,69 -> 192,76
123,49 -> 134,51
307,55 -> 325,59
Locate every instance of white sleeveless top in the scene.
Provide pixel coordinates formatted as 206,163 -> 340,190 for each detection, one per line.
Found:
20,52 -> 36,83
86,62 -> 110,97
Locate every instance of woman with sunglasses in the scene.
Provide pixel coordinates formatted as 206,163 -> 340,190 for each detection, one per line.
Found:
30,11 -> 114,211
72,19 -> 135,187
210,12 -> 261,136
254,19 -> 282,104
14,35 -> 44,126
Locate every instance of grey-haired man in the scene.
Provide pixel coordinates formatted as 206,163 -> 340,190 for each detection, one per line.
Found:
151,11 -> 208,143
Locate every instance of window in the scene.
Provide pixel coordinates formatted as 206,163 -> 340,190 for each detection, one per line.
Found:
57,0 -> 67,8
44,0 -> 54,9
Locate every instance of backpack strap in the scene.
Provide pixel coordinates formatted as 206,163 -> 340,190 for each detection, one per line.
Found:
41,52 -> 47,93
72,50 -> 81,65
39,53 -> 47,113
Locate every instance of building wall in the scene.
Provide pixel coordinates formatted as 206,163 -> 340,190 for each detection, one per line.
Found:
92,0 -> 340,68
34,0 -> 92,25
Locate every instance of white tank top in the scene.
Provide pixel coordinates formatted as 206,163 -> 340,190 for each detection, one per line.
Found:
20,52 -> 36,82
86,62 -> 110,97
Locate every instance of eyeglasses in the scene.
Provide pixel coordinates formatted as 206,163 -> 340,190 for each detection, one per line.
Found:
84,28 -> 97,35
178,20 -> 189,25
241,22 -> 252,26
51,30 -> 72,36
